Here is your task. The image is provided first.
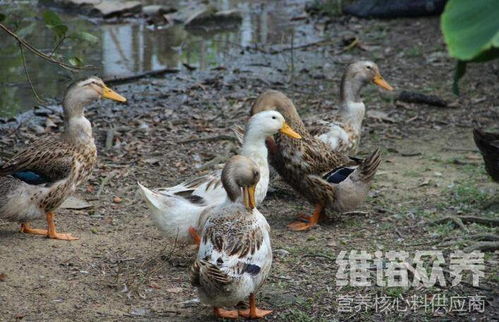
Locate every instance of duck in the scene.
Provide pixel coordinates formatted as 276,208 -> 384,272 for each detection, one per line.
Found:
138,110 -> 300,244
0,77 -> 126,240
473,129 -> 499,182
190,155 -> 272,319
251,90 -> 382,231
307,61 -> 393,154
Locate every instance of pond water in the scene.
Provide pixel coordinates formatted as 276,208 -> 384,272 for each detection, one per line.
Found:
0,0 -> 306,117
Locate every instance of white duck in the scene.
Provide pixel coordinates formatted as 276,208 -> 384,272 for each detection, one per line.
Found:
138,110 -> 300,244
190,155 -> 272,319
308,60 -> 393,154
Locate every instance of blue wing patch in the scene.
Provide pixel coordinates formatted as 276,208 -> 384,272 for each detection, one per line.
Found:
12,171 -> 51,185
244,264 -> 261,275
323,167 -> 355,184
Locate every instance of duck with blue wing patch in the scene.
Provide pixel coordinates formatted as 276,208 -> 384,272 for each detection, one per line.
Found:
0,77 -> 126,240
190,156 -> 273,319
249,90 -> 382,231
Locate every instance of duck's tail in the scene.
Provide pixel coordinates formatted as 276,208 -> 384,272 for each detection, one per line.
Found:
137,182 -> 205,242
357,148 -> 382,182
137,182 -> 164,210
191,259 -> 232,289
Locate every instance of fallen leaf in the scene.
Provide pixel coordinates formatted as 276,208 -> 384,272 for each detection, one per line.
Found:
113,197 -> 123,204
60,196 -> 92,210
166,287 -> 183,293
0,273 -> 6,281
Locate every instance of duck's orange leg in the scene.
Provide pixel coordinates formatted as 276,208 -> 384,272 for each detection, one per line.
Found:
20,223 -> 48,235
238,293 -> 272,319
287,204 -> 323,231
188,227 -> 201,246
46,212 -> 78,241
213,307 -> 238,319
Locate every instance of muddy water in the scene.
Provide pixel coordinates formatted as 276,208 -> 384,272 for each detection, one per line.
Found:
0,0 -> 305,117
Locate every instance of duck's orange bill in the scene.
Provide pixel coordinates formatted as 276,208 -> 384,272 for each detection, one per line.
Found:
102,85 -> 127,102
279,122 -> 302,139
243,185 -> 256,210
373,74 -> 394,91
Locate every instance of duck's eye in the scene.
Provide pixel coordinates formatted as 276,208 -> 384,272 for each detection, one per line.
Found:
366,65 -> 372,70
272,116 -> 276,119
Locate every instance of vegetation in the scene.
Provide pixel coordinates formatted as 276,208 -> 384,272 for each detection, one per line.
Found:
441,0 -> 499,94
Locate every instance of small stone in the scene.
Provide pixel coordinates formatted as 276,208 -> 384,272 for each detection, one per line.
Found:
274,249 -> 290,257
113,196 -> 123,204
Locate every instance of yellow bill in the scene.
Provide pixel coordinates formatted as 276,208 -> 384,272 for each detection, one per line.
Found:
102,85 -> 127,102
279,122 -> 301,139
243,185 -> 256,210
373,73 -> 394,91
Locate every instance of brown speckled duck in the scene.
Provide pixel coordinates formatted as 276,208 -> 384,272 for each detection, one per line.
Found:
473,128 -> 499,182
251,90 -> 381,231
191,155 -> 272,319
0,77 -> 126,240
307,61 -> 393,154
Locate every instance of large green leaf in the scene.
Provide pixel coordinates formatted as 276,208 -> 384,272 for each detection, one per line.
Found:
441,0 -> 499,61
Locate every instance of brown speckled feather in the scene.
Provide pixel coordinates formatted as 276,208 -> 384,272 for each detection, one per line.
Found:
202,209 -> 264,259
253,90 -> 377,209
0,135 -> 97,213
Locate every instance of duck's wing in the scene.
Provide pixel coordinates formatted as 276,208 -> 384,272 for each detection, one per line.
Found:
0,138 -> 73,184
169,169 -> 227,205
198,209 -> 268,281
299,136 -> 354,175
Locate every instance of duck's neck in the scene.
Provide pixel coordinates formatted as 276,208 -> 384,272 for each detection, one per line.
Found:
241,131 -> 268,163
338,75 -> 366,132
62,97 -> 94,146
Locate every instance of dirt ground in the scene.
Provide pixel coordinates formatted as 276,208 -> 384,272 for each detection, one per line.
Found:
0,9 -> 498,322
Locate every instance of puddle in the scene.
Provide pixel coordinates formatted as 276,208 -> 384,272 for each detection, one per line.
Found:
0,0 -> 308,117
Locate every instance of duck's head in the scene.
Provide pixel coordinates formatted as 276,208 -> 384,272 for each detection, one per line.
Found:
63,77 -> 126,118
222,155 -> 261,210
250,90 -> 303,126
246,110 -> 301,140
344,61 -> 393,92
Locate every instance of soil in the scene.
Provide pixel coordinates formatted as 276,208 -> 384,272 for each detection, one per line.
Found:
0,7 -> 498,322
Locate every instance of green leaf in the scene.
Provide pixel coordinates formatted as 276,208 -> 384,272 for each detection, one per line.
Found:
441,0 -> 499,61
42,10 -> 63,27
68,56 -> 83,67
0,13 -> 6,22
70,31 -> 98,43
49,24 -> 68,39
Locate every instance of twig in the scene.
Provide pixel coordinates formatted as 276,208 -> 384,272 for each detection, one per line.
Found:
105,126 -> 115,150
50,36 -> 66,57
303,253 -> 335,261
0,22 -> 86,72
268,39 -> 333,54
430,216 -> 469,232
396,90 -> 448,107
103,68 -> 179,85
96,170 -> 118,198
459,216 -> 499,227
178,134 -> 238,144
19,43 -> 45,104
464,241 -> 499,252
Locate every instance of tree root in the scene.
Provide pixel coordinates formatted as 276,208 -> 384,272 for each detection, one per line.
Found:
464,241 -> 499,252
430,216 -> 469,232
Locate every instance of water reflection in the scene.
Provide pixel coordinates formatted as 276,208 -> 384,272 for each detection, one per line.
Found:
0,0 -> 298,117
